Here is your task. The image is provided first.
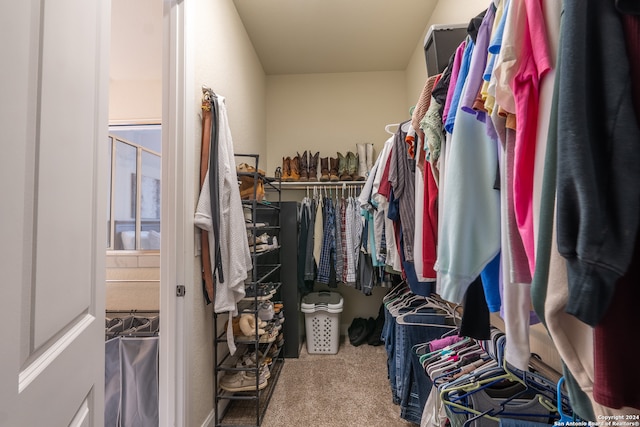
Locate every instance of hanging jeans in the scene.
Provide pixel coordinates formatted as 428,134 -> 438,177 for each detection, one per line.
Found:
382,305 -> 400,404
397,311 -> 451,424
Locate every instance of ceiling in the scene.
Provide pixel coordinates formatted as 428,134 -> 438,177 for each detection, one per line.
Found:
109,0 -> 440,80
232,0 -> 439,75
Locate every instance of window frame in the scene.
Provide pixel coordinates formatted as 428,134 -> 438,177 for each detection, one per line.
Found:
107,123 -> 162,252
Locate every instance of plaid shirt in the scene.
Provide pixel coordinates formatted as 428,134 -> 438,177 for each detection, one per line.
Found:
335,197 -> 344,283
316,197 -> 336,284
340,198 -> 348,283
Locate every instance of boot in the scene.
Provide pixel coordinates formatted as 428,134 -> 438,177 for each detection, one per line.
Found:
337,152 -> 352,181
282,157 -> 292,181
356,143 -> 368,179
348,151 -> 364,181
308,152 -> 319,182
319,157 -> 330,182
329,157 -> 340,182
289,155 -> 301,181
366,143 -> 374,175
298,151 -> 309,182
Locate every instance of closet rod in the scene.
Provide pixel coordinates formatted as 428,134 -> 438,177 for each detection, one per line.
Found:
279,182 -> 365,190
106,309 -> 160,314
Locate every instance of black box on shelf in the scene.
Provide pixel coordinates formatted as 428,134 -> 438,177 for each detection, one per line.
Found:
423,24 -> 468,77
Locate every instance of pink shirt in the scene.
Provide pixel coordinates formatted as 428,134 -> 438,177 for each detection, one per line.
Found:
442,40 -> 467,126
511,0 -> 552,275
422,162 -> 438,278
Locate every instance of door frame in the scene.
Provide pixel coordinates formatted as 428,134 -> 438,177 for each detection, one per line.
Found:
160,0 -> 193,425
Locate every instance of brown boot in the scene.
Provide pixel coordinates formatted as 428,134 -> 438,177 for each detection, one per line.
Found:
282,156 -> 292,181
319,157 -> 330,182
289,155 -> 301,181
338,152 -> 352,181
308,152 -> 319,182
347,151 -> 364,181
329,157 -> 340,182
298,151 -> 309,182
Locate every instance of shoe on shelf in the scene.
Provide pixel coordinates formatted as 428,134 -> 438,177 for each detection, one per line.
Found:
258,301 -> 274,321
220,370 -> 268,392
237,163 -> 266,177
266,319 -> 282,332
242,285 -> 272,301
261,364 -> 271,380
247,232 -> 270,245
251,243 -> 271,253
263,328 -> 279,343
319,157 -> 330,182
275,332 -> 284,348
308,152 -> 319,182
245,221 -> 268,228
235,350 -> 263,368
248,234 -> 279,253
238,313 -> 266,337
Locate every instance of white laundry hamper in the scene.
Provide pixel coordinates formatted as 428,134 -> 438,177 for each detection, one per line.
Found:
301,291 -> 343,354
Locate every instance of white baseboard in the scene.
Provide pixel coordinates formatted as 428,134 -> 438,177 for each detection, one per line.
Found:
200,410 -> 215,427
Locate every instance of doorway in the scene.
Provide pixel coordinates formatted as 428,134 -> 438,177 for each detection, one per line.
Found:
106,0 -> 164,424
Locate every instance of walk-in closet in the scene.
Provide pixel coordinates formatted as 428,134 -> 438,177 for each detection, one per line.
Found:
4,0 -> 640,426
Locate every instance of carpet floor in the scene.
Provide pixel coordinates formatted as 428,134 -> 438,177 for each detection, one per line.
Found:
260,336 -> 416,427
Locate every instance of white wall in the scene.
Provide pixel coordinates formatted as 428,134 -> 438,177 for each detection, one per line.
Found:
109,0 -> 163,123
265,71 -> 408,178
109,79 -> 162,123
188,0 -> 267,425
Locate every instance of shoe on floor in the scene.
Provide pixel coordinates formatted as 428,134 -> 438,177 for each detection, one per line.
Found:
348,317 -> 370,347
367,305 -> 385,346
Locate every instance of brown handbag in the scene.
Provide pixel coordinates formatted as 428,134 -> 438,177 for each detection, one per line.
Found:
237,163 -> 265,201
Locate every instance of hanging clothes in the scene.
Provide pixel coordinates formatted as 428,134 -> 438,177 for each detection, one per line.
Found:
198,90 -> 215,304
304,196 -> 317,282
317,196 -> 337,286
297,187 -> 364,290
194,94 -> 252,355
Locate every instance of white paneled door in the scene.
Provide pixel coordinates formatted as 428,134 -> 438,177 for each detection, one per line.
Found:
0,0 -> 110,426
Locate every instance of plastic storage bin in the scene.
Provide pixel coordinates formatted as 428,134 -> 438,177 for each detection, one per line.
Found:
301,291 -> 343,354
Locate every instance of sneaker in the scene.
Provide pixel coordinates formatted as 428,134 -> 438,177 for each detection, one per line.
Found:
258,301 -> 274,321
247,232 -> 270,245
261,328 -> 279,343
261,364 -> 271,380
246,221 -> 268,228
275,332 -> 284,348
220,370 -> 267,392
242,285 -> 272,301
236,351 -> 263,368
